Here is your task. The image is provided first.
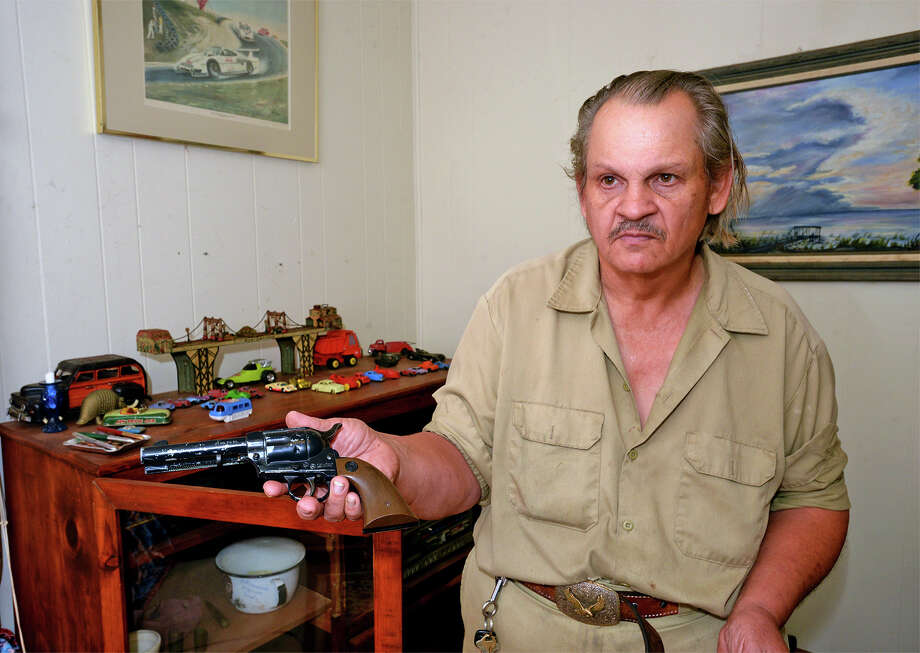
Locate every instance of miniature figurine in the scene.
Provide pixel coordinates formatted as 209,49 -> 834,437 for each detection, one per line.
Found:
215,359 -> 276,388
76,389 -> 129,426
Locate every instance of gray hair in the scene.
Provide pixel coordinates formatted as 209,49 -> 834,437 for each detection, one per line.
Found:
568,70 -> 748,246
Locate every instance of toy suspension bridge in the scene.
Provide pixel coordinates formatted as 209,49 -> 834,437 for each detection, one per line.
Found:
137,306 -> 343,394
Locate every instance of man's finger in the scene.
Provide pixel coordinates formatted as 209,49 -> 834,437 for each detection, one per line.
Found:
344,492 -> 363,521
295,495 -> 324,520
321,477 -> 349,522
285,410 -> 338,430
262,480 -> 288,497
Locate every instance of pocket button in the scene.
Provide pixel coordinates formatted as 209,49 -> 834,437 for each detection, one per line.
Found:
622,520 -> 634,531
627,449 -> 638,461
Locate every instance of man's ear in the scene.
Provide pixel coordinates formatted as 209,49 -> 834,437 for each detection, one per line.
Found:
708,167 -> 733,216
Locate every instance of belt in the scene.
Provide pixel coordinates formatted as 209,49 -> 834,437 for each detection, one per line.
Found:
517,580 -> 678,653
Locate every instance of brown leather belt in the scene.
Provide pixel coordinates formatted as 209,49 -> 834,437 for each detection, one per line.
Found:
518,580 -> 678,653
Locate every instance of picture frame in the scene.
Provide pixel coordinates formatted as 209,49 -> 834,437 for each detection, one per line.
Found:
92,0 -> 317,162
698,31 -> 919,281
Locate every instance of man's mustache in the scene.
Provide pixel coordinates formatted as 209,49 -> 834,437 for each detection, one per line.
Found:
608,220 -> 667,242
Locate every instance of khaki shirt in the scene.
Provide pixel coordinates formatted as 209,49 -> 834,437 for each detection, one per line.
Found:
426,239 -> 849,618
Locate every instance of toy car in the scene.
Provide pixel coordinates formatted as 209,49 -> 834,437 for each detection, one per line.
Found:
407,366 -> 429,375
310,379 -> 348,395
209,398 -> 253,423
362,370 -> 385,383
399,368 -> 419,377
149,400 -> 176,410
224,389 -> 251,399
373,352 -> 401,368
102,406 -> 171,426
373,366 -> 401,380
174,46 -> 258,78
330,373 -> 364,390
420,360 -> 450,372
216,359 -> 276,388
406,348 -> 446,362
292,377 -> 312,390
367,339 -> 414,356
266,381 -> 298,393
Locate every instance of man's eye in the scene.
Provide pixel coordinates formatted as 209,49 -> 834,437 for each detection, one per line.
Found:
600,175 -> 617,186
657,173 -> 676,184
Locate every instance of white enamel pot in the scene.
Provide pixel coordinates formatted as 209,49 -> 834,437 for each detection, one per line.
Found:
215,536 -> 306,614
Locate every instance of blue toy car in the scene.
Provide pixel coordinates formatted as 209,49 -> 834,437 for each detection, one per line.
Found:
362,370 -> 385,382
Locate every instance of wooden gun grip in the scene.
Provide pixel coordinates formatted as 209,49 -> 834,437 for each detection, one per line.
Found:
336,457 -> 419,533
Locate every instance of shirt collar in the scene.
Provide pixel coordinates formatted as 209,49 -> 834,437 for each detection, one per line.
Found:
546,239 -> 602,313
700,244 -> 769,335
546,239 -> 768,336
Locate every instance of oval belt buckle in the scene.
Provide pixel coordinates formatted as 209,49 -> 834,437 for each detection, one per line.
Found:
553,581 -> 621,626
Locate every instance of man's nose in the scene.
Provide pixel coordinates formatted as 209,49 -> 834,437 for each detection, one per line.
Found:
617,183 -> 656,221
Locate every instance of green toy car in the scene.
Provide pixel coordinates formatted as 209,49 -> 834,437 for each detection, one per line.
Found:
216,359 -> 277,388
102,406 -> 171,426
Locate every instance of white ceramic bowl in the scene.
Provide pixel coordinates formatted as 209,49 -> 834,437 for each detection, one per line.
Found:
215,536 -> 306,614
129,629 -> 161,653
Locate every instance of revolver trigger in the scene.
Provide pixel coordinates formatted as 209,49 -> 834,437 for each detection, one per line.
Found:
285,477 -> 316,502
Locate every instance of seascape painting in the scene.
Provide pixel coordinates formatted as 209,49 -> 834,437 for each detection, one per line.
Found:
714,62 -> 920,255
141,0 -> 290,125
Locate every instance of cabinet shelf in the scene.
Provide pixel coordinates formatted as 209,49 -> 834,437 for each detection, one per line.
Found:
143,556 -> 331,652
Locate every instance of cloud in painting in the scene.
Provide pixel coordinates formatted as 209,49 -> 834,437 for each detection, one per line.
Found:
746,133 -> 864,180
748,185 -> 851,217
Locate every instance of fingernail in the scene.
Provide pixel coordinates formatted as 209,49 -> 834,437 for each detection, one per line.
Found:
346,495 -> 357,506
333,480 -> 346,495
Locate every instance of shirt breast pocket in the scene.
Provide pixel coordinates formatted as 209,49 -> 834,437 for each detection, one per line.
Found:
508,401 -> 604,531
675,432 -> 777,567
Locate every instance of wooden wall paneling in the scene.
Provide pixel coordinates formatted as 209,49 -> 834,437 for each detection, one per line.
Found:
18,0 -> 108,361
0,0 -> 49,410
95,136 -> 145,364
380,0 -> 416,343
254,156 -> 302,366
298,163 -> 327,308
360,1 -> 388,341
317,2 -> 369,338
134,140 -> 197,394
186,148 -> 261,377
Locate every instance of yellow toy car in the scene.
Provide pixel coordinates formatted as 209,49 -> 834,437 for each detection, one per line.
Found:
310,379 -> 348,395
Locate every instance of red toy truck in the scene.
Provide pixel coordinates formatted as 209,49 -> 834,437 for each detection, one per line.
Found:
367,339 -> 414,356
313,330 -> 363,369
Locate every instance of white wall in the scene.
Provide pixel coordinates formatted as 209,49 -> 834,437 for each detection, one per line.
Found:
414,2 -> 919,652
0,0 -> 415,636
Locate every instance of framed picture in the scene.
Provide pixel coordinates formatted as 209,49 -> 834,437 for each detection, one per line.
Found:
699,31 -> 919,281
92,0 -> 317,162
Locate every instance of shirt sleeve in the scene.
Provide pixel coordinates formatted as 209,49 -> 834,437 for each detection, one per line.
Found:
773,330 -> 850,512
424,295 -> 501,505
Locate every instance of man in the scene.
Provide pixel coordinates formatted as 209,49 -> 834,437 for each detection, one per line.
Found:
265,70 -> 849,652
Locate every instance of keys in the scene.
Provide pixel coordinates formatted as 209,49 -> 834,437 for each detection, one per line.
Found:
474,628 -> 499,653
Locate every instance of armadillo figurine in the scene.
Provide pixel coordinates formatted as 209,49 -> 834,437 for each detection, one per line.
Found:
76,389 -> 126,426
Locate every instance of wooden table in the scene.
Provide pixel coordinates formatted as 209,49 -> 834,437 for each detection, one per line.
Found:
0,358 -> 446,652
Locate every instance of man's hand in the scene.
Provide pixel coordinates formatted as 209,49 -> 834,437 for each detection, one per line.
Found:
262,411 -> 397,523
717,605 -> 788,653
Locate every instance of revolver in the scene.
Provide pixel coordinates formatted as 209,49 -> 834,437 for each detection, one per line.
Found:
139,423 -> 418,533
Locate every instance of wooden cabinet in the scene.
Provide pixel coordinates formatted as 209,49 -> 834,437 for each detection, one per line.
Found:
0,359 -> 446,652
